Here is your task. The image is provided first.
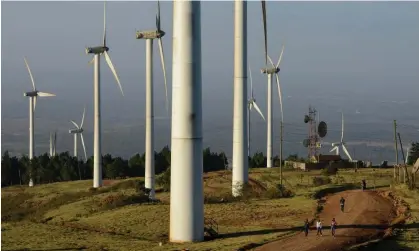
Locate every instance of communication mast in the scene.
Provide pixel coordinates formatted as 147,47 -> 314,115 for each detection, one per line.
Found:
303,106 -> 328,162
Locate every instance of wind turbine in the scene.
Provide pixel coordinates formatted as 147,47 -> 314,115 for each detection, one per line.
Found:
170,0 -> 203,242
85,2 -> 123,188
49,131 -> 57,157
135,0 -> 168,200
247,66 -> 265,158
232,0 -> 268,197
260,45 -> 284,168
23,57 -> 56,187
330,112 -> 353,161
69,108 -> 88,161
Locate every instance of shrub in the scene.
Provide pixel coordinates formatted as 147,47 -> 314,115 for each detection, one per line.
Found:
156,167 -> 170,192
332,175 -> 345,184
312,176 -> 332,186
96,192 -> 149,210
321,166 -> 338,176
265,184 -> 294,199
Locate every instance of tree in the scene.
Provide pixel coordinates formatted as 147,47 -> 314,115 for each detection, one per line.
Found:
407,142 -> 419,165
2,151 -> 12,186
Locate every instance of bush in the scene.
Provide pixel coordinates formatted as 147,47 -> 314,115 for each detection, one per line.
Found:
156,167 -> 170,192
265,184 -> 294,199
332,175 -> 346,184
96,192 -> 149,210
312,176 -> 332,186
321,166 -> 338,176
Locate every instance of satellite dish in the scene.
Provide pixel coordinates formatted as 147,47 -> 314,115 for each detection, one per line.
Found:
318,121 -> 327,138
303,139 -> 310,147
304,115 -> 310,123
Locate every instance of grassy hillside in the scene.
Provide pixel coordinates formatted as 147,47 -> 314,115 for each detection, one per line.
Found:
1,167 -> 410,251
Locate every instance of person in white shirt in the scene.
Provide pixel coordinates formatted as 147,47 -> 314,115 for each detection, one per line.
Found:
316,219 -> 323,236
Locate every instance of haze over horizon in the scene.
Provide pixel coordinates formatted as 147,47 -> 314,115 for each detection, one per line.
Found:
2,1 -> 419,164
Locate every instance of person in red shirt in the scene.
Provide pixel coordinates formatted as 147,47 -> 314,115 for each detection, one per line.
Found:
331,218 -> 337,237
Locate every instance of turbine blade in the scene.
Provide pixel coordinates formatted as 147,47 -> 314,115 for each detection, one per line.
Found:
261,0 -> 268,66
37,92 -> 56,97
81,107 -> 86,128
24,57 -> 36,91
267,55 -> 275,68
158,38 -> 169,113
54,131 -> 57,155
249,102 -> 253,110
253,102 -> 266,121
104,51 -> 124,96
33,96 -> 37,112
88,57 -> 95,65
342,144 -> 352,161
80,133 -> 88,162
156,0 -> 161,31
330,146 -> 338,152
276,44 -> 285,68
103,1 -> 106,47
341,112 -> 344,142
249,66 -> 254,98
70,120 -> 80,129
275,74 -> 283,122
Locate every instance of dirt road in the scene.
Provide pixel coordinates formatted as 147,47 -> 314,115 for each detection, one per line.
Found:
256,190 -> 394,251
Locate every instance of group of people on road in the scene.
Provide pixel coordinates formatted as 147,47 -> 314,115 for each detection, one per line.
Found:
303,196 -> 346,238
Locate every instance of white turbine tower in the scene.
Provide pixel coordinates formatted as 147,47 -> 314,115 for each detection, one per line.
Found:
136,0 -> 168,200
330,112 -> 353,161
85,2 -> 124,188
260,45 -> 284,168
232,0 -> 268,197
69,108 -> 88,161
170,0 -> 203,242
247,66 -> 265,158
23,57 -> 56,187
49,131 -> 57,157
232,0 -> 248,197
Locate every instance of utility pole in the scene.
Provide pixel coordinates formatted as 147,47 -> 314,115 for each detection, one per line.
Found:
398,132 -> 407,184
393,120 -> 398,180
280,121 -> 283,187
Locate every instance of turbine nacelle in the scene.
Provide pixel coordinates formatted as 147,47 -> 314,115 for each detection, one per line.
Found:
260,67 -> 280,75
24,91 -> 38,97
69,128 -> 83,134
85,46 -> 109,55
136,30 -> 165,40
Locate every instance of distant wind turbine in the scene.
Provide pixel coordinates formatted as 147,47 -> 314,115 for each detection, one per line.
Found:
260,45 -> 284,168
85,1 -> 124,188
23,57 -> 56,187
330,112 -> 353,161
247,66 -> 265,158
69,108 -> 88,161
135,0 -> 168,200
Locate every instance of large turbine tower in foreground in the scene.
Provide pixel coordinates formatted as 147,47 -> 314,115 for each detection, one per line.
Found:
232,0 -> 248,197
170,0 -> 203,242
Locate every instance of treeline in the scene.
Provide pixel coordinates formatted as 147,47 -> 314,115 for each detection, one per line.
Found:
1,146 -> 282,187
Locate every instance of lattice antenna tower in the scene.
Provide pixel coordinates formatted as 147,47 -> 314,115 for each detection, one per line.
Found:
308,106 -> 318,160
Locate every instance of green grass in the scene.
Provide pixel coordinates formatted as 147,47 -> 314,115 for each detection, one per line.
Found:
1,167 -> 405,251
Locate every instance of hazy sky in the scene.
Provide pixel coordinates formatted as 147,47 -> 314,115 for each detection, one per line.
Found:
2,1 -> 419,161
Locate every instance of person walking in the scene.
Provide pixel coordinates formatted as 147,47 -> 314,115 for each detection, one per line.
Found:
316,219 -> 323,236
340,196 -> 345,212
303,219 -> 310,237
331,218 -> 337,237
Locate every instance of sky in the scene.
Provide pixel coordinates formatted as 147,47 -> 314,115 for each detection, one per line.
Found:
1,1 -> 419,163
